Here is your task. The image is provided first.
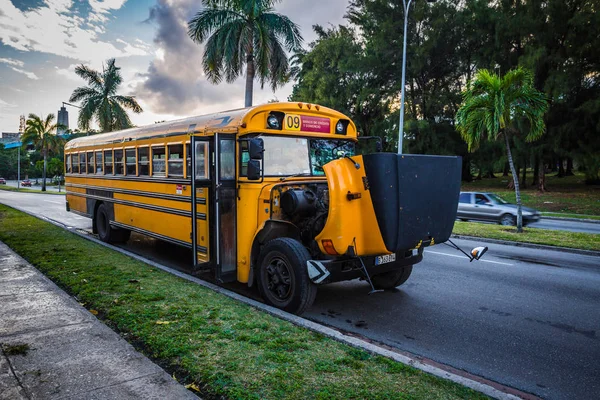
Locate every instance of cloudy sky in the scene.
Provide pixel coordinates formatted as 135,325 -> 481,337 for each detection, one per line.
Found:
0,0 -> 350,134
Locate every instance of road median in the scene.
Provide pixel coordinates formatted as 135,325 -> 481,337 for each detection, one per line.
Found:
0,204 -> 492,400
452,221 -> 599,252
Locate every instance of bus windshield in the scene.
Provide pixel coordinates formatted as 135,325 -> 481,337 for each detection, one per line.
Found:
260,136 -> 356,176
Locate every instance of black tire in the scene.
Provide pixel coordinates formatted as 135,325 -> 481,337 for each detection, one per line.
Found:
96,203 -> 130,244
371,266 -> 413,290
257,238 -> 317,315
500,214 -> 516,226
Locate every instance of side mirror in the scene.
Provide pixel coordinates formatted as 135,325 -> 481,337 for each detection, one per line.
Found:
249,138 -> 264,160
470,246 -> 488,261
247,159 -> 262,180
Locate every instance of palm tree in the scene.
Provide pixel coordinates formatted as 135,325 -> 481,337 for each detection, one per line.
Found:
188,0 -> 303,107
21,113 -> 65,192
456,68 -> 548,232
69,58 -> 142,132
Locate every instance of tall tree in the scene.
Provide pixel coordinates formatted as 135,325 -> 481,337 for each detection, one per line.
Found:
21,114 -> 64,192
188,0 -> 302,107
69,58 -> 142,133
456,68 -> 548,232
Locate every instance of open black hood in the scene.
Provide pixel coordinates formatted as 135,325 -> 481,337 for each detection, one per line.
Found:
363,153 -> 462,253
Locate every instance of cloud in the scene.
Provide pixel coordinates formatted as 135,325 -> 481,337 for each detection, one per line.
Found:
0,0 -> 145,64
133,0 -> 242,115
133,0 -> 351,117
9,67 -> 40,80
0,98 -> 17,108
0,57 -> 24,67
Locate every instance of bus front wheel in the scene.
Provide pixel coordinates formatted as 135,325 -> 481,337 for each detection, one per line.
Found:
96,203 -> 131,244
257,238 -> 317,315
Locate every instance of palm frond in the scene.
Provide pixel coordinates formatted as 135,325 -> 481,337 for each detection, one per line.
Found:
188,9 -> 245,43
112,95 -> 143,113
103,58 -> 123,97
259,12 -> 303,51
69,86 -> 100,103
110,100 -> 133,131
74,64 -> 103,89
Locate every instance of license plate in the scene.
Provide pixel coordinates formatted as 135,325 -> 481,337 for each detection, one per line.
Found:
375,253 -> 396,265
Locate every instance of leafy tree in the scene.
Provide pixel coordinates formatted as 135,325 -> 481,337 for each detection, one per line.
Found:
456,68 -> 548,232
188,0 -> 302,107
290,25 -> 391,140
69,58 -> 142,132
21,114 -> 65,191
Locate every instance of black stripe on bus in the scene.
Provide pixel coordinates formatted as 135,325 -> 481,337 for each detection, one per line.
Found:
65,173 -> 192,185
66,191 -> 207,220
110,221 -> 208,254
66,183 -> 207,204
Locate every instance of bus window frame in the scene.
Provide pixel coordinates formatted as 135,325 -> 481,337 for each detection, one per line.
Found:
125,147 -> 137,176
104,149 -> 113,175
79,153 -> 86,174
66,154 -> 72,174
86,151 -> 94,174
95,151 -> 103,174
151,144 -> 166,177
167,142 -> 184,178
137,146 -> 150,176
114,148 -> 125,176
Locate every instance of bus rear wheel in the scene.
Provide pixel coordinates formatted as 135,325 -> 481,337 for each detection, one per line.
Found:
257,238 -> 317,315
371,266 -> 413,290
96,203 -> 130,244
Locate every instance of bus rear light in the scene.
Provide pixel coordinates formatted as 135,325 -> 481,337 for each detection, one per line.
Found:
321,239 -> 339,255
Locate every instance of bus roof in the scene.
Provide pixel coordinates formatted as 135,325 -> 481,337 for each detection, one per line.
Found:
64,102 -> 356,150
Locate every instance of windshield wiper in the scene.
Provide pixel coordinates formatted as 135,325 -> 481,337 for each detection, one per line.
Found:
279,172 -> 312,182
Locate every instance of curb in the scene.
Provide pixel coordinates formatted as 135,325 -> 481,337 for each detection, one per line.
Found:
451,234 -> 600,257
3,203 -> 525,400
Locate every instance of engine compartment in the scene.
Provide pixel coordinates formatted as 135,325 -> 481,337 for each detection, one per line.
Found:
271,183 -> 329,255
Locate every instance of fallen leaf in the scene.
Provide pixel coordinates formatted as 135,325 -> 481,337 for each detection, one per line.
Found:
113,299 -> 119,304
90,309 -> 98,316
81,279 -> 88,283
156,320 -> 172,325
185,382 -> 201,392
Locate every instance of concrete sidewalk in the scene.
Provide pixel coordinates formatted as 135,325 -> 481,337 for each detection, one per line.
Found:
0,241 -> 198,400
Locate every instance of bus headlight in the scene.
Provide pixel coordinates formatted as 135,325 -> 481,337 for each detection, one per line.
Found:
267,115 -> 280,129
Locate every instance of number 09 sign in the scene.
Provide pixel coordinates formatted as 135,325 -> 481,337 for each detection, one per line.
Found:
284,114 -> 331,133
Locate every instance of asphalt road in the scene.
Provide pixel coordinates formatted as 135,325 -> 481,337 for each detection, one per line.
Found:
1,191 -> 599,400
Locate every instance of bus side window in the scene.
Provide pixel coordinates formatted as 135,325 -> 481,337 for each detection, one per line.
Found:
152,146 -> 166,177
219,140 -> 235,180
66,154 -> 72,174
95,151 -> 103,174
87,152 -> 94,174
168,144 -> 184,177
195,142 -> 209,179
104,150 -> 113,175
79,153 -> 86,174
125,149 -> 136,175
114,149 -> 124,175
239,141 -> 249,176
138,147 -> 149,176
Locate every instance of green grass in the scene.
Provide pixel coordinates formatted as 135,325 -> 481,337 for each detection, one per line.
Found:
0,204 -> 487,400
0,185 -> 65,195
453,221 -> 600,251
462,172 -> 600,216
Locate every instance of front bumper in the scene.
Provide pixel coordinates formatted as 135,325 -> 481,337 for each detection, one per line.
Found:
307,248 -> 423,285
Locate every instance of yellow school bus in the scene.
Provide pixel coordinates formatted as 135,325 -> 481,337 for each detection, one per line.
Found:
64,102 -> 462,314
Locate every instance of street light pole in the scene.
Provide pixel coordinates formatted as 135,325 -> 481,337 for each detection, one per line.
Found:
397,0 -> 435,154
17,145 -> 20,190
398,0 -> 413,154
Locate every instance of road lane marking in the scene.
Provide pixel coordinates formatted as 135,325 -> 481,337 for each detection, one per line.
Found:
45,200 -> 63,204
425,250 -> 514,266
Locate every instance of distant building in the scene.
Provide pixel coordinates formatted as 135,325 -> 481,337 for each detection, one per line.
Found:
0,132 -> 20,144
19,115 -> 25,134
57,106 -> 69,134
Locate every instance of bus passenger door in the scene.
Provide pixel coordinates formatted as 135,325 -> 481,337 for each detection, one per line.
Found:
214,134 -> 237,283
190,138 -> 211,268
